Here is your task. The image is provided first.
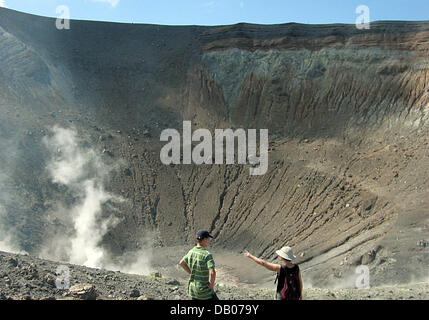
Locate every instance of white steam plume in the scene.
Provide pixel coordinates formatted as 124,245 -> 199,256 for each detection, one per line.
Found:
40,126 -> 153,274
0,224 -> 26,254
42,126 -> 119,267
69,179 -> 120,267
0,157 -> 27,255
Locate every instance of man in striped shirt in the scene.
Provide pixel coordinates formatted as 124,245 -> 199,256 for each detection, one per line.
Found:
179,230 -> 218,300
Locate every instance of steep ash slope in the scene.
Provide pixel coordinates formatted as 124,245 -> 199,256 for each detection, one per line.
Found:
0,7 -> 428,287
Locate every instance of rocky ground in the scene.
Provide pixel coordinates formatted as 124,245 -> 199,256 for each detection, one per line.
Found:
1,250 -> 428,300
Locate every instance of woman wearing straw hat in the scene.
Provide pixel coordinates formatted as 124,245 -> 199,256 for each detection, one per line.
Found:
244,246 -> 303,300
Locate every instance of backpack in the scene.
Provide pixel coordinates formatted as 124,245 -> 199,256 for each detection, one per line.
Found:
275,264 -> 301,300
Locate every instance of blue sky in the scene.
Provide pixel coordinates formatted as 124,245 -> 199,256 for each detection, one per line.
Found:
1,0 -> 428,26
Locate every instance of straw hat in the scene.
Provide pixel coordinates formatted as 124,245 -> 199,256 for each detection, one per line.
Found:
275,246 -> 297,261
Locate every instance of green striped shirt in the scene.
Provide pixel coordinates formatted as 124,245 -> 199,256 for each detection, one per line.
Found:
182,246 -> 215,300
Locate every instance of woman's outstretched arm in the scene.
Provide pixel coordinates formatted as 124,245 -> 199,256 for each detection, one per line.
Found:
243,250 -> 281,273
298,269 -> 303,300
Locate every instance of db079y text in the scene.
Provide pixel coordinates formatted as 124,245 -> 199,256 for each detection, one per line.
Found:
212,304 -> 259,315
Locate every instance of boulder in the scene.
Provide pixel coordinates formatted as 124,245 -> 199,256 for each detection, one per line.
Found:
8,257 -> 18,267
167,279 -> 181,286
149,271 -> 162,279
130,288 -> 140,298
44,273 -> 57,287
361,250 -> 376,265
363,197 -> 377,211
68,284 -> 97,300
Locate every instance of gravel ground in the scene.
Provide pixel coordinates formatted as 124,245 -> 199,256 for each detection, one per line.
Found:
1,250 -> 428,300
